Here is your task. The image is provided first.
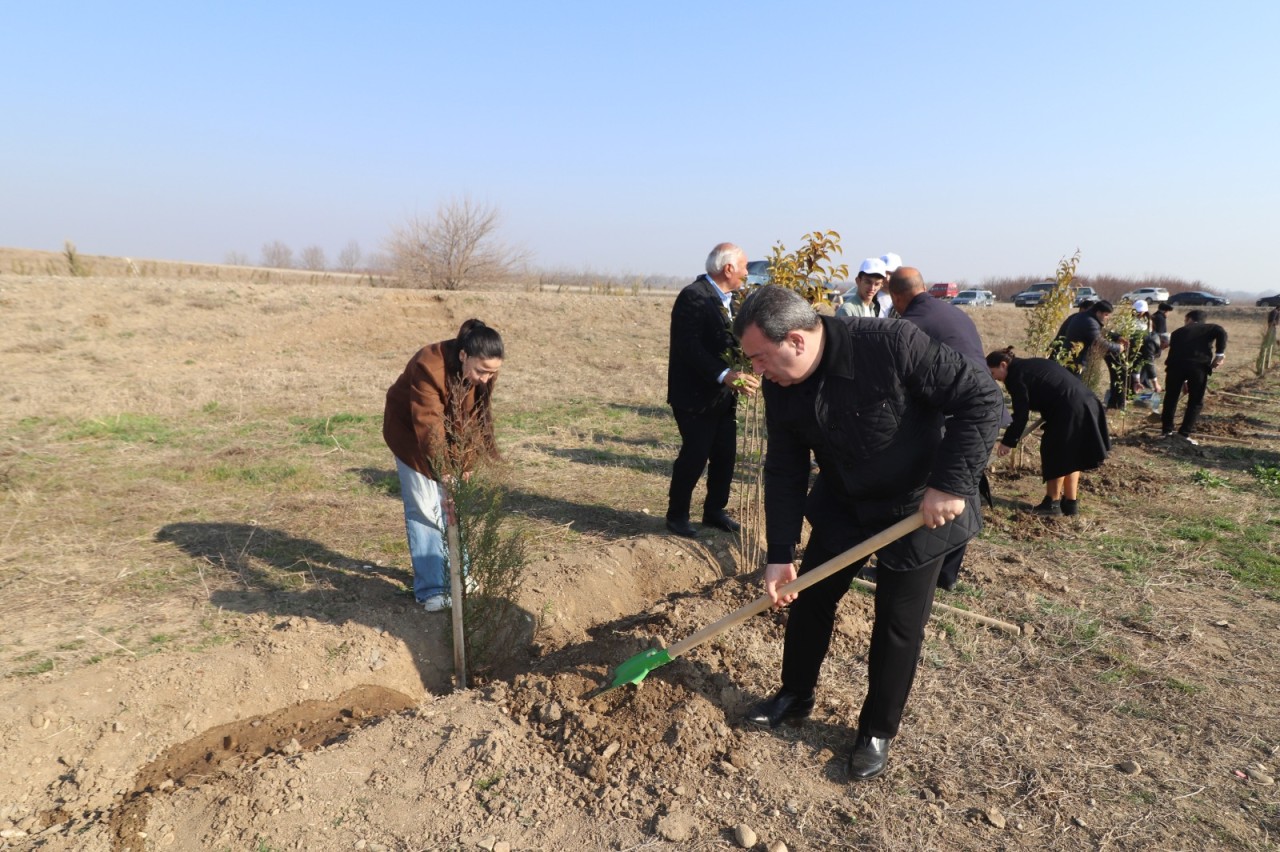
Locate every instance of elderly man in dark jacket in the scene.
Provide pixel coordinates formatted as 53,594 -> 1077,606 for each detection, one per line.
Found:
733,286 -> 1001,781
664,243 -> 759,538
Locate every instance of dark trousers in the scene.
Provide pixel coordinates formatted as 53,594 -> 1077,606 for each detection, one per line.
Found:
666,399 -> 736,522
1162,363 -> 1209,435
780,536 -> 943,740
1105,353 -> 1127,410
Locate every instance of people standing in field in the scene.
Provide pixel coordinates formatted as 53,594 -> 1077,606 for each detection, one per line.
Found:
733,285 -> 999,781
986,348 -> 1111,517
836,258 -> 889,318
664,243 -> 760,539
383,320 -> 504,612
1161,309 -> 1228,445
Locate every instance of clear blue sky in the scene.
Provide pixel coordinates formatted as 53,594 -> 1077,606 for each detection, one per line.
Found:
4,1 -> 1277,292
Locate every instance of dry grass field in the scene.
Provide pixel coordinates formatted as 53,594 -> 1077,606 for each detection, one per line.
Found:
1,262 -> 1278,851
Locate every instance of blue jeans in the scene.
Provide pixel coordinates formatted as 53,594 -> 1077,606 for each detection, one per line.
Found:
394,457 -> 450,601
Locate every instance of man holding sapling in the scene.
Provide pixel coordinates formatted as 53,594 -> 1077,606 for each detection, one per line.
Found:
664,243 -> 759,539
732,285 -> 1000,781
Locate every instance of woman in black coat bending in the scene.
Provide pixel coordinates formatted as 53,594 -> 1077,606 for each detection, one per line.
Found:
987,348 -> 1111,517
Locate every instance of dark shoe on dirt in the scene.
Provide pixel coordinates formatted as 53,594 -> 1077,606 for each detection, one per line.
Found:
1031,497 -> 1063,517
701,510 -> 740,533
745,689 -> 814,728
847,731 -> 892,781
1060,498 -> 1079,517
665,518 -> 698,539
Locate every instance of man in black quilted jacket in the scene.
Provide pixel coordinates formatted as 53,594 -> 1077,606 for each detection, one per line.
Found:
732,285 -> 1000,781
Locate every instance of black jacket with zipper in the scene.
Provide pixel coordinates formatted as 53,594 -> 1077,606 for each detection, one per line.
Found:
762,315 -> 1001,568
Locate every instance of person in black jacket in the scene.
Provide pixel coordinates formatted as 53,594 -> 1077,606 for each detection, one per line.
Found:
888,266 -> 998,589
1055,300 -> 1123,376
664,243 -> 759,538
986,348 -> 1111,517
732,285 -> 1000,781
1161,310 -> 1228,444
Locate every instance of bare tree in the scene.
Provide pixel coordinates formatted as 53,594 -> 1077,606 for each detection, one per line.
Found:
299,245 -> 328,271
224,250 -> 250,266
337,239 -> 363,272
260,241 -> 294,269
387,198 -> 529,290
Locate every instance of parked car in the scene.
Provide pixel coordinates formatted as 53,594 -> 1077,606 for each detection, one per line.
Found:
745,260 -> 772,287
1072,286 -> 1099,306
1012,281 -> 1056,307
1255,294 -> 1280,307
1120,286 -> 1171,304
951,289 -> 995,307
1166,290 -> 1230,306
929,281 -> 959,300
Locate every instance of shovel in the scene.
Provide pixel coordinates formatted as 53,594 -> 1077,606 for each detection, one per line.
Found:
607,511 -> 925,691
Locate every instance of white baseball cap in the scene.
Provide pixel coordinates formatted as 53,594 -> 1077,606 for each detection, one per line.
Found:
859,257 -> 889,277
880,253 -> 902,272
1132,299 -> 1148,313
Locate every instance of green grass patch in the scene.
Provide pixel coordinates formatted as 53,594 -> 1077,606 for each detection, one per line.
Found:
1164,677 -> 1204,695
475,772 -> 504,791
1251,463 -> 1280,496
63,413 -> 175,444
1172,523 -> 1218,543
11,657 -> 54,676
1220,545 -> 1280,595
1192,469 -> 1228,488
290,412 -> 376,450
1094,534 -> 1156,576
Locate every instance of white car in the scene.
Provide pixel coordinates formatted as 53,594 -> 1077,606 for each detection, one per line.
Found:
1120,287 -> 1170,304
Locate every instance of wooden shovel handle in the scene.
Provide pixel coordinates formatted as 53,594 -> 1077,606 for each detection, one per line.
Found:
666,511 -> 925,661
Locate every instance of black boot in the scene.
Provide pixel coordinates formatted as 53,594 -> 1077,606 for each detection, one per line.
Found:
847,731 -> 892,781
1031,497 -> 1063,517
744,688 -> 814,728
1061,498 -> 1079,517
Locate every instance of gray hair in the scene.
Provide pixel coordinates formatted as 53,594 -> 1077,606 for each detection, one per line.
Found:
732,285 -> 820,342
705,242 -> 744,277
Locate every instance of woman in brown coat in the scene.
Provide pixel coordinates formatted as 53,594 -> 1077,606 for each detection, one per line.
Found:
383,319 -> 503,612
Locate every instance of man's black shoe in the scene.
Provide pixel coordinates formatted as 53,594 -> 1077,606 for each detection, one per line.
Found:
665,518 -> 699,539
701,511 -> 740,533
744,689 -> 814,728
846,731 -> 891,781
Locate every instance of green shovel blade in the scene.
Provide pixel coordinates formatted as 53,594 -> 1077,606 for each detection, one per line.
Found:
607,647 -> 672,691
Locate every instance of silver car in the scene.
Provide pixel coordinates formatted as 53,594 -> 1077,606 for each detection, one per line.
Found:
952,289 -> 995,307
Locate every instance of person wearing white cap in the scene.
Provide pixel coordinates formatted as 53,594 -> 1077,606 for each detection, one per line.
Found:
836,258 -> 888,319
877,254 -> 902,316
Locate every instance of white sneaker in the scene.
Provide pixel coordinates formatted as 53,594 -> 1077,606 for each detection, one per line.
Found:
421,594 -> 451,613
1180,434 -> 1200,446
